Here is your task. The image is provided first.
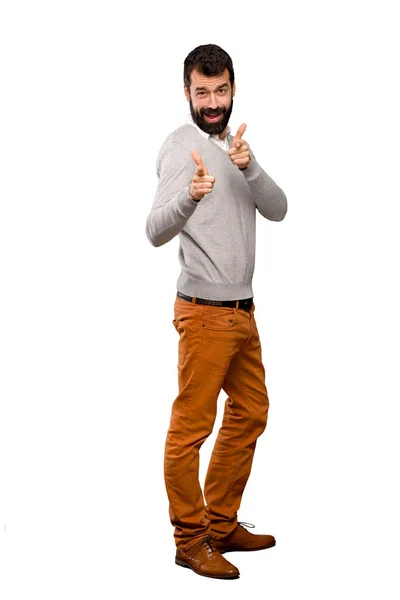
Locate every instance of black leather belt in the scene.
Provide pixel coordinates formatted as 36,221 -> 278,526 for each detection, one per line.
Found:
177,291 -> 253,309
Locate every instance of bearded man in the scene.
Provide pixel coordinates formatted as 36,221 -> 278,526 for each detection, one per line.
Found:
146,44 -> 287,579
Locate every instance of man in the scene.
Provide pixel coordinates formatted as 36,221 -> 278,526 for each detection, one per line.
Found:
145,44 -> 287,579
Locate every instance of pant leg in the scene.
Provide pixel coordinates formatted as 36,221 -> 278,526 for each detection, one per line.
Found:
164,297 -> 241,550
204,304 -> 270,538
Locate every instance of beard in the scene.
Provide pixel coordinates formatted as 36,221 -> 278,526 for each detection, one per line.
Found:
189,97 -> 233,135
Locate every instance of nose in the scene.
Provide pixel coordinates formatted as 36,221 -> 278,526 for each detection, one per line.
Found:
208,93 -> 218,108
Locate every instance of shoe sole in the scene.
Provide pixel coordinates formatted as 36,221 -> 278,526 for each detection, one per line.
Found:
175,557 -> 240,579
219,540 -> 276,554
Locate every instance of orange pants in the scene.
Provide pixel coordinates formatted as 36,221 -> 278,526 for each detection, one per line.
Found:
164,296 -> 269,550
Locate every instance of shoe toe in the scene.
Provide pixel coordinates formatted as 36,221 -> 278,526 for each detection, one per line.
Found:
264,534 -> 276,547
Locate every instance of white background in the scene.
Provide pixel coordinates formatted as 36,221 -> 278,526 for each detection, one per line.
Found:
1,0 -> 399,598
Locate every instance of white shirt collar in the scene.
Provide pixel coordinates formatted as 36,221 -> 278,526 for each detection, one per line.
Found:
186,114 -> 231,152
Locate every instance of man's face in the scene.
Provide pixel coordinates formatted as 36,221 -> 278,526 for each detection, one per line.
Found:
184,68 -> 235,136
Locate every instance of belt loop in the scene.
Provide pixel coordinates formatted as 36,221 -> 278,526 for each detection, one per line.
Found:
192,297 -> 196,304
236,300 -> 239,308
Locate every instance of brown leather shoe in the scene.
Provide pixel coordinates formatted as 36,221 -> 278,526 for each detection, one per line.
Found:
213,522 -> 276,553
175,535 -> 240,579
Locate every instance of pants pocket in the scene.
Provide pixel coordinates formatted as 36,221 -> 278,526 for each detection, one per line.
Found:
200,307 -> 236,331
172,319 -> 191,366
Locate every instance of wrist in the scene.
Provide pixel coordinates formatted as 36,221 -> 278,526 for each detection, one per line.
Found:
239,159 -> 251,171
189,191 -> 201,202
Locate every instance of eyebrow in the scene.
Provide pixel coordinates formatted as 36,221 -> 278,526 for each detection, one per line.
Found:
194,83 -> 229,92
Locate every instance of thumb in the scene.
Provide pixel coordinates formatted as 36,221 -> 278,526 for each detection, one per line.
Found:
191,150 -> 207,175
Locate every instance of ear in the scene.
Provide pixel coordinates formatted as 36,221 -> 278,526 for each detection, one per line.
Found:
232,82 -> 236,97
184,85 -> 190,102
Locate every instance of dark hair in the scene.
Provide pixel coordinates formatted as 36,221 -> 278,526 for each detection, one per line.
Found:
183,44 -> 234,89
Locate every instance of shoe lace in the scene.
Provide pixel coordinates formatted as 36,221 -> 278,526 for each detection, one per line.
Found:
200,534 -> 217,557
238,521 -> 255,530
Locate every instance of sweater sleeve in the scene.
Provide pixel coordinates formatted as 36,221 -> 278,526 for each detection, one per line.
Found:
146,142 -> 199,247
241,148 -> 288,222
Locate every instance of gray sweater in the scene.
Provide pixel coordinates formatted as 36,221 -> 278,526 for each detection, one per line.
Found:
146,124 -> 287,300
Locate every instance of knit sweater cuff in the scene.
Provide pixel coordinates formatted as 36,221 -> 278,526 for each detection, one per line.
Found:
178,185 -> 201,215
240,157 -> 262,181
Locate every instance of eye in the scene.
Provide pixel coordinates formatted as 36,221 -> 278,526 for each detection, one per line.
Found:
197,91 -> 207,97
218,88 -> 227,95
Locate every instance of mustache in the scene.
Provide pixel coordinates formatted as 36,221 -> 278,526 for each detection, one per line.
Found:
200,106 -> 226,117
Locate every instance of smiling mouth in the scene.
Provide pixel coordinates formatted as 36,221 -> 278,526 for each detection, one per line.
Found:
204,113 -> 223,122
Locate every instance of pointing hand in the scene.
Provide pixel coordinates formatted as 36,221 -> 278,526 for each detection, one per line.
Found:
189,151 -> 215,201
229,123 -> 251,170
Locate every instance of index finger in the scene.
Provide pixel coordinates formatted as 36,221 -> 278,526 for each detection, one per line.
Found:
234,123 -> 247,140
191,150 -> 206,174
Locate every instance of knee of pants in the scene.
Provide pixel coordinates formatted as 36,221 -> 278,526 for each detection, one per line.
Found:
254,401 -> 269,436
168,408 -> 217,447
189,413 -> 217,446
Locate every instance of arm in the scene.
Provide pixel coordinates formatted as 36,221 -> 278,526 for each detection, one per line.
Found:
242,149 -> 288,222
145,143 -> 198,247
229,124 -> 287,222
